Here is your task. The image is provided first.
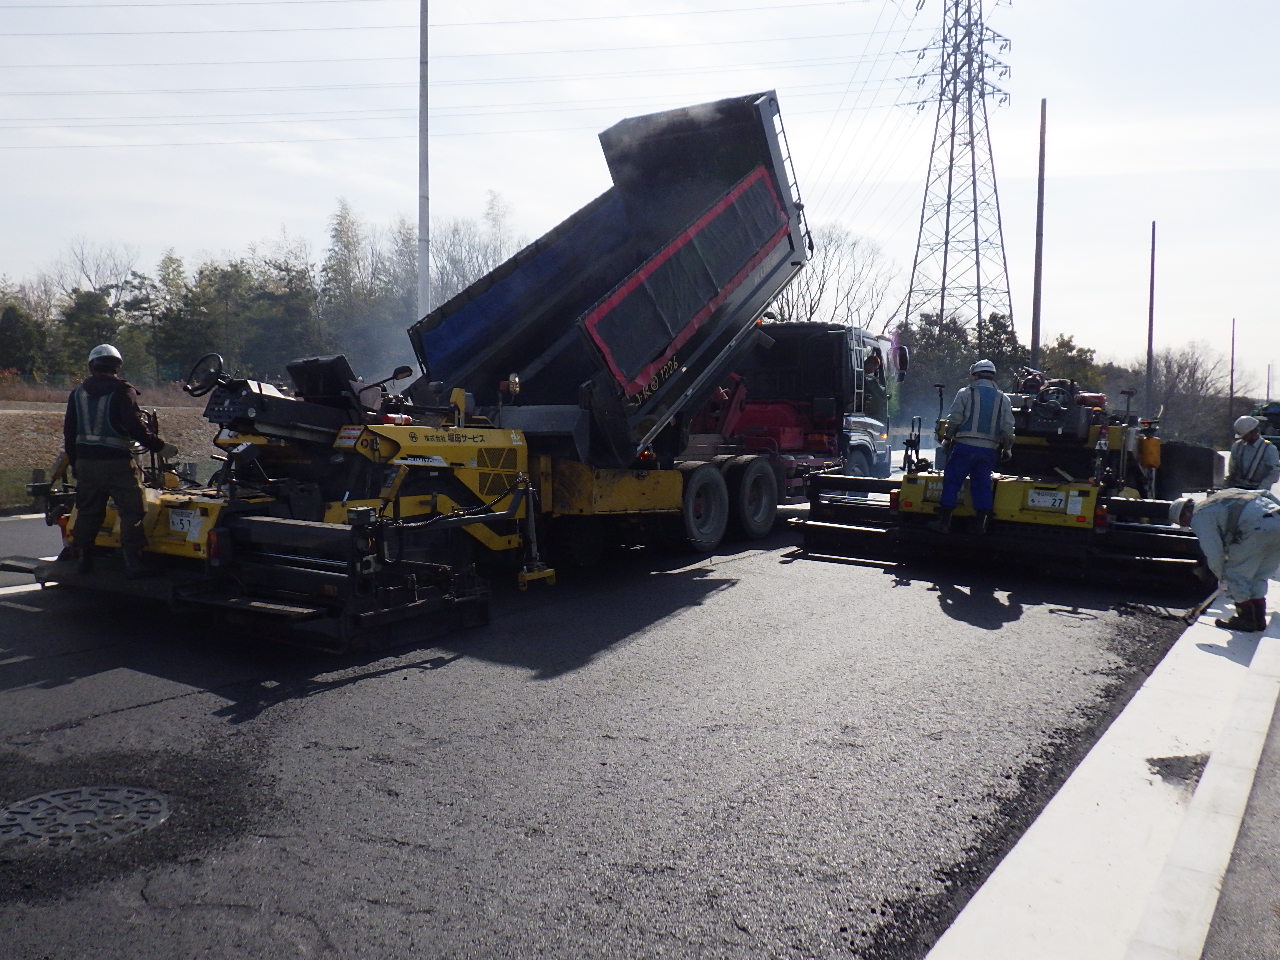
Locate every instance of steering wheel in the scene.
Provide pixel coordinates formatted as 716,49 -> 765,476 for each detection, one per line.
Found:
184,353 -> 226,398
1038,384 -> 1072,407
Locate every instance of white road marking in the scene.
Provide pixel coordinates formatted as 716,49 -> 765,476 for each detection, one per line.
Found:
0,584 -> 43,597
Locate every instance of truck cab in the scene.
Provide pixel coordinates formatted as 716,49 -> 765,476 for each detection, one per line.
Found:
718,322 -> 902,479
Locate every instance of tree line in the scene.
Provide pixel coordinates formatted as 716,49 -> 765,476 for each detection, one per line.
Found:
774,223 -> 1245,448
885,311 -> 1241,447
0,204 -> 1245,446
0,193 -> 520,388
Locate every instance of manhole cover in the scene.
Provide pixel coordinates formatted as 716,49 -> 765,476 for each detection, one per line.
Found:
0,786 -> 171,855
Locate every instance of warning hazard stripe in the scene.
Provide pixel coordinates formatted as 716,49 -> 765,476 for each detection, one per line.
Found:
582,165 -> 790,397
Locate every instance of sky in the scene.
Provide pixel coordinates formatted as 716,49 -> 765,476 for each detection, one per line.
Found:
2,0 -> 1277,397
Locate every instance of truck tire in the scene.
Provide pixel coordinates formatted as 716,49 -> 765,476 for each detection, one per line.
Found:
674,462 -> 729,552
844,449 -> 873,477
726,455 -> 778,539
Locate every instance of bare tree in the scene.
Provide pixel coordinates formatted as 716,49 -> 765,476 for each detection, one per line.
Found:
52,238 -> 139,306
769,223 -> 900,330
1148,342 -> 1248,445
428,191 -> 525,309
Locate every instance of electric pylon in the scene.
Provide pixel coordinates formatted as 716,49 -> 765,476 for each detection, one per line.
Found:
902,0 -> 1013,334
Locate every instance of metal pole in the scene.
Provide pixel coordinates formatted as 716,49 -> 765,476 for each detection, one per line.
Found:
1030,98 -> 1046,369
1144,221 -> 1156,414
417,1 -> 430,320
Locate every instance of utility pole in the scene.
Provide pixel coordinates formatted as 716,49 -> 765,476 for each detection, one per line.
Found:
1030,97 -> 1046,369
1144,221 -> 1156,415
902,0 -> 1014,336
418,1 -> 430,320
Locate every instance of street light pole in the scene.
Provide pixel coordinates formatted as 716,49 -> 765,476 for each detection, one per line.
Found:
418,1 -> 430,320
1144,221 -> 1156,414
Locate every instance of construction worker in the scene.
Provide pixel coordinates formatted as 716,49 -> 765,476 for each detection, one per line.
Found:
929,358 -> 1015,534
62,344 -> 177,577
1170,490 -> 1280,632
1224,415 -> 1279,491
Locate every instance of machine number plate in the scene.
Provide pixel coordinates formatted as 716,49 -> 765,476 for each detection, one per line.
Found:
168,508 -> 197,533
1026,489 -> 1067,510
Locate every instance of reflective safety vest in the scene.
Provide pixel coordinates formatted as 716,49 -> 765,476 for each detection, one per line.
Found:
1231,437 -> 1278,488
956,382 -> 1004,444
73,386 -> 132,452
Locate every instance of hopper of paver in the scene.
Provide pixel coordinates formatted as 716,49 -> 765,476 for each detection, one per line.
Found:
407,90 -> 810,468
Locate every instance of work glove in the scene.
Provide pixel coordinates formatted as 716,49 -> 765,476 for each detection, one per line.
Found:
159,442 -> 180,460
1000,446 -> 1013,463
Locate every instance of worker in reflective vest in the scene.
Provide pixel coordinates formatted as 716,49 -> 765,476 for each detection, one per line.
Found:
1170,489 -> 1280,632
62,344 -> 177,577
929,359 -> 1016,535
1225,415 -> 1279,491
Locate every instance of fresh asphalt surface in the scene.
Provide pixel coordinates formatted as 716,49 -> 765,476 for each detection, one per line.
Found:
0,511 -> 1193,959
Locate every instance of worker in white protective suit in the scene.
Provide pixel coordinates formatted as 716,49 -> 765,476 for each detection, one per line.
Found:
1225,415 -> 1279,491
1170,489 -> 1280,632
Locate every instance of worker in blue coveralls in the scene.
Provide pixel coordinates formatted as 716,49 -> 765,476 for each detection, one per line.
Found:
928,358 -> 1015,535
1170,490 -> 1280,632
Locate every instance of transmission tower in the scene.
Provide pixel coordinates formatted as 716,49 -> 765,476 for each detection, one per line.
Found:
902,0 -> 1013,336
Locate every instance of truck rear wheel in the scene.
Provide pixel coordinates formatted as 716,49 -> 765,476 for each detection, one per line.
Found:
726,455 -> 778,539
674,462 -> 729,552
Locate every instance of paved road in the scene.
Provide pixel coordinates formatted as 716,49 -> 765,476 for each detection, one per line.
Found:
0,514 -> 1190,959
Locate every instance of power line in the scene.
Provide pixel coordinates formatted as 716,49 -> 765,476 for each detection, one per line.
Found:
0,56 -> 417,69
0,100 -> 898,148
428,2 -> 869,27
7,23 -> 415,37
0,133 -> 417,150
0,50 -> 914,100
0,0 -> 849,10
428,31 -> 922,60
0,107 -> 411,124
0,85 -> 897,131
0,0 -> 401,6
0,81 -> 417,97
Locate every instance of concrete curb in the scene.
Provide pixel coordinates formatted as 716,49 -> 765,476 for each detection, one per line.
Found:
1125,626 -> 1280,959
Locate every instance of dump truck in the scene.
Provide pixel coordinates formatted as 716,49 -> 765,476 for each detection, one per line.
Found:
686,321 -> 907,489
5,91 -> 826,650
797,366 -> 1218,589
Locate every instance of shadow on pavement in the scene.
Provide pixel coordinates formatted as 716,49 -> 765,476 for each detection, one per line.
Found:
0,536 -> 753,726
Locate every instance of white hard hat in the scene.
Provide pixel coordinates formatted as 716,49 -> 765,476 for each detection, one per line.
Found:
1234,415 -> 1260,437
1168,497 -> 1195,526
969,358 -> 996,376
88,343 -> 122,364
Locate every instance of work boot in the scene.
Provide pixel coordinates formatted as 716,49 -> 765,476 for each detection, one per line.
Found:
974,511 -> 992,535
1215,604 -> 1259,632
122,548 -> 153,580
926,507 -> 953,534
1250,599 -> 1269,632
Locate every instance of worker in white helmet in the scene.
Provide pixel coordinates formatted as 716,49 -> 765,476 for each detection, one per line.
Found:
1225,415 -> 1279,491
929,358 -> 1016,534
1171,489 -> 1280,632
62,344 -> 178,577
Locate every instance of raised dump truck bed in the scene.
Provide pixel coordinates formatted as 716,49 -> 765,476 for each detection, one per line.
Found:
408,91 -> 810,469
